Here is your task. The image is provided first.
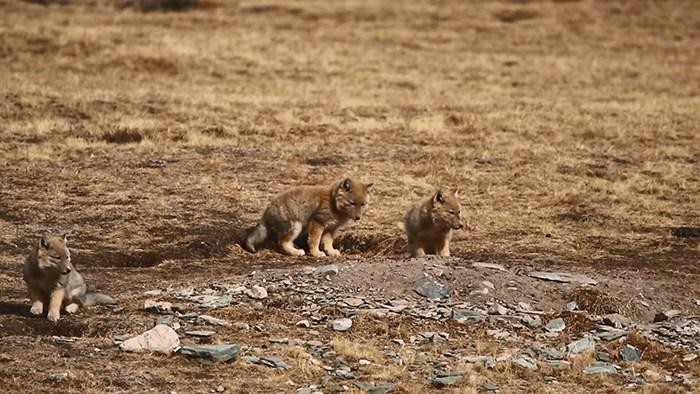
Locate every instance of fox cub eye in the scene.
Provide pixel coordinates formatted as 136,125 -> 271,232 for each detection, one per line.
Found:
448,210 -> 455,214
361,202 -> 367,207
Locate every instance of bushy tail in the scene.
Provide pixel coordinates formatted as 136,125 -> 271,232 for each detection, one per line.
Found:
83,293 -> 117,307
243,223 -> 268,253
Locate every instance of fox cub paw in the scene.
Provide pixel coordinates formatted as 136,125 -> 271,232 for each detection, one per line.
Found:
325,249 -> 341,257
310,249 -> 326,258
65,303 -> 80,314
30,304 -> 43,315
47,310 -> 61,322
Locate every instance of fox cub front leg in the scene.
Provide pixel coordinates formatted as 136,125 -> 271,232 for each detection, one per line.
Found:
321,230 -> 340,256
28,287 -> 44,315
47,287 -> 65,322
308,221 -> 326,258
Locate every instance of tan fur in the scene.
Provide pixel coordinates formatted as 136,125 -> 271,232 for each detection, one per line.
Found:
245,177 -> 373,257
22,234 -> 114,322
404,190 -> 464,257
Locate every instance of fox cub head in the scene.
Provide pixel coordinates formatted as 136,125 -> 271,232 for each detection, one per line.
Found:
37,234 -> 73,274
334,178 -> 373,221
431,190 -> 464,230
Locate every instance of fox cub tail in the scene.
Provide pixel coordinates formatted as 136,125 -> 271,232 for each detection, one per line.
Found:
83,293 -> 117,307
243,223 -> 268,253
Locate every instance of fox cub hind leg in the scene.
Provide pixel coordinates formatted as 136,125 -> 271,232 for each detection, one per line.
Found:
279,221 -> 305,256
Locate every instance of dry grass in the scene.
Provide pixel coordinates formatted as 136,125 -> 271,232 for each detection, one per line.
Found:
332,336 -> 385,362
1,0 -> 699,392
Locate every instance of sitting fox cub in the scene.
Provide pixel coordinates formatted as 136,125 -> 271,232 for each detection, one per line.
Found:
404,190 -> 464,257
22,234 -> 115,322
244,177 -> 373,257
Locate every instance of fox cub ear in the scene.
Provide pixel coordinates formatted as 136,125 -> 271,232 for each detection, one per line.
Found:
39,234 -> 50,249
342,178 -> 352,191
62,233 -> 69,244
365,183 -> 373,193
434,190 -> 446,204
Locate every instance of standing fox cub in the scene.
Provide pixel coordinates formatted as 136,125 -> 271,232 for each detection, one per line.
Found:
244,178 -> 373,257
22,234 -> 116,322
404,190 -> 464,257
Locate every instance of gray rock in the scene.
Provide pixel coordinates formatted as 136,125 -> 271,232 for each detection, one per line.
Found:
464,355 -> 495,368
532,346 -> 565,360
482,280 -> 495,290
583,365 -> 618,375
144,300 -> 172,313
143,290 -> 163,297
566,301 -> 578,311
602,313 -> 633,328
156,315 -> 174,327
179,344 -> 241,362
597,351 -> 611,362
259,356 -> 292,369
331,318 -> 352,332
521,314 -> 543,328
546,360 -> 571,370
566,337 -> 595,354
216,385 -> 225,392
119,324 -> 180,355
512,354 -> 538,370
199,315 -> 231,326
620,344 -> 641,362
431,372 -> 463,388
343,297 -> 364,307
296,320 -> 311,328
353,381 -> 398,393
593,326 -> 627,341
518,302 -> 533,311
313,264 -> 339,277
185,330 -> 216,338
471,262 -> 506,271
528,271 -> 598,285
269,338 -> 289,344
488,303 -> 508,315
246,285 -> 268,300
683,354 -> 698,362
453,309 -> 486,325
233,322 -> 250,330
415,278 -> 450,300
200,295 -> 234,309
545,318 -> 566,333
481,383 -> 499,391
654,310 -> 681,322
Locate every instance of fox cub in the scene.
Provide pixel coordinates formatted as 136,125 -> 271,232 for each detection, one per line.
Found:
22,234 -> 115,322
244,177 -> 373,257
404,190 -> 464,257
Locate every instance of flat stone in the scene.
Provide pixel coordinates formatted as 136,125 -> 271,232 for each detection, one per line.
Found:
546,360 -> 571,370
313,264 -> 339,277
521,314 -> 542,328
259,355 -> 292,369
453,308 -> 486,325
482,280 -> 495,290
185,330 -> 216,338
353,381 -> 398,394
464,355 -> 495,368
654,310 -> 681,322
246,285 -> 268,300
343,297 -> 364,307
296,320 -> 311,328
594,326 -> 628,341
120,324 -> 180,355
414,278 -> 450,300
567,337 -> 595,354
597,351 -> 611,362
532,346 -> 565,360
683,354 -> 698,362
179,344 -> 241,362
144,300 -> 172,313
233,322 -> 250,330
488,304 -> 508,315
583,365 -> 618,375
602,313 -> 633,328
481,383 -> 499,391
431,372 -> 463,388
156,315 -> 174,327
620,344 -> 641,362
331,318 -> 352,332
518,302 -> 533,311
200,295 -> 234,309
566,301 -> 578,311
359,359 -> 372,366
512,354 -> 538,370
528,271 -> 598,285
471,262 -> 506,271
545,318 -> 566,333
48,372 -> 69,381
199,315 -> 231,326
143,290 -> 163,296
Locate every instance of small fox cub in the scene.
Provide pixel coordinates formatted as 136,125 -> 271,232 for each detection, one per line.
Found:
244,177 -> 373,257
404,190 -> 464,257
22,234 -> 116,322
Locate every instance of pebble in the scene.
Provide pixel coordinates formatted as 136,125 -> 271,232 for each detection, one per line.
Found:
246,285 -> 268,300
583,364 -> 618,375
120,324 -> 180,355
331,318 -> 352,332
185,330 -> 216,338
512,354 -> 538,370
620,344 -> 641,362
414,278 -> 450,300
566,337 -> 595,354
545,318 -> 566,333
313,264 -> 339,277
343,297 -> 364,307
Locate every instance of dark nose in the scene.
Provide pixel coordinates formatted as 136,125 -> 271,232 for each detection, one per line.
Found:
457,224 -> 464,229
62,268 -> 71,274
354,216 -> 361,221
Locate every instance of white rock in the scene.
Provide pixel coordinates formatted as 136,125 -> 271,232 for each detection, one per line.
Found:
331,318 -> 352,332
119,324 -> 180,355
482,280 -> 495,290
199,315 -> 231,326
144,300 -> 172,313
246,285 -> 268,300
